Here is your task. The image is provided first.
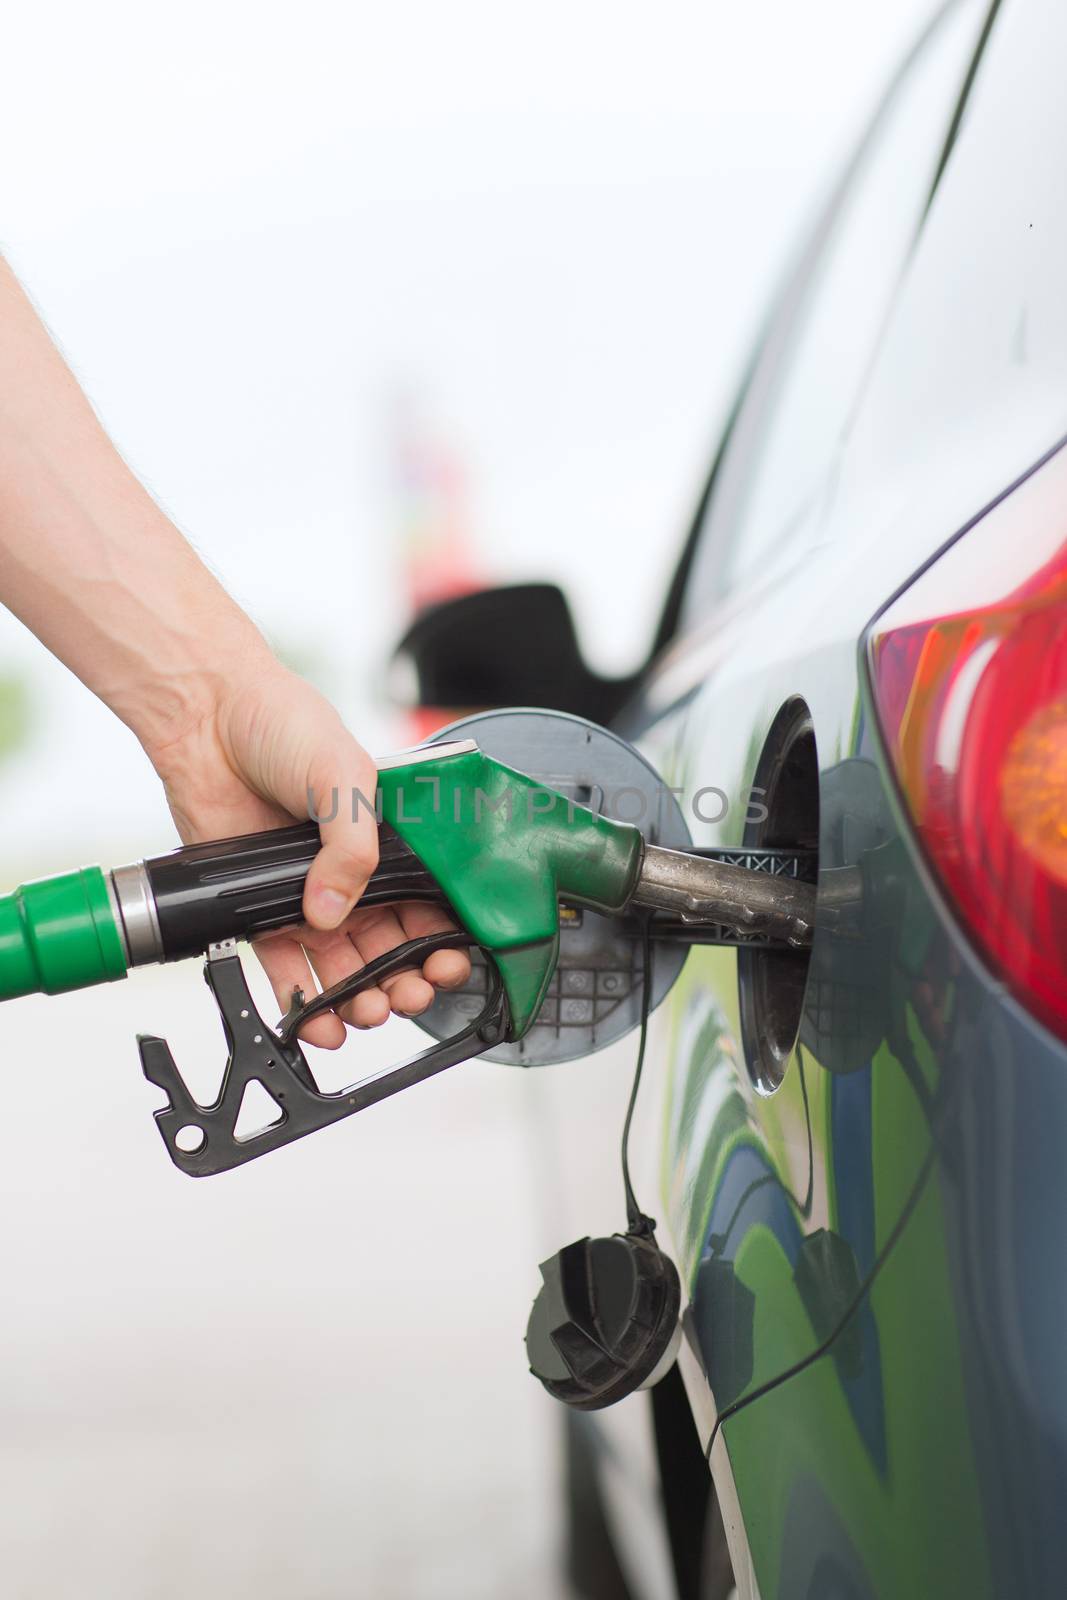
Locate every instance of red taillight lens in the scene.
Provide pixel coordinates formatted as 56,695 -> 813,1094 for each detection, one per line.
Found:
868,453 -> 1067,1044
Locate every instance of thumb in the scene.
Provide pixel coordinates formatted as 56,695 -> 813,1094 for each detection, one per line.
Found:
303,742 -> 380,930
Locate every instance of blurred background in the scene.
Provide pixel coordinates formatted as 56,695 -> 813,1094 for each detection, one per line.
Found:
0,2 -> 935,1594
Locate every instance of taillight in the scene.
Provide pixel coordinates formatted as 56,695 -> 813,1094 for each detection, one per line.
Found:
867,450 -> 1067,1044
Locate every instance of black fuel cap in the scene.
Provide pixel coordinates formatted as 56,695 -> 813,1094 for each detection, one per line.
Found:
525,1233 -> 681,1411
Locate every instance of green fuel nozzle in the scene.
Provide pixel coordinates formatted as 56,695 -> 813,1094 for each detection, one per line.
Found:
0,740 -> 645,1026
0,729 -> 817,1177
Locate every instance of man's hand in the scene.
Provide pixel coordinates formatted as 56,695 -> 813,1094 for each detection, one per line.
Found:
148,661 -> 471,1049
0,258 -> 471,1047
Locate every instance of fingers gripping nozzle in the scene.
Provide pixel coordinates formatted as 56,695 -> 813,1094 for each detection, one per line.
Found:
130,738 -> 647,1175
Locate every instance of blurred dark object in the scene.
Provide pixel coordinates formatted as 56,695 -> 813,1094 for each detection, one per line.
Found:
565,1411 -> 636,1600
391,583 -> 639,727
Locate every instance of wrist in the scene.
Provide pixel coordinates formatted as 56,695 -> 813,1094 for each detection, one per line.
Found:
127,619 -> 278,770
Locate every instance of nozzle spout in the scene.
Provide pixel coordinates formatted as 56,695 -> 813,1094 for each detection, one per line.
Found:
631,845 -> 816,949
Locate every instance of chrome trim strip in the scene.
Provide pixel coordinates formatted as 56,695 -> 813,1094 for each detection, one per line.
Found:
676,1307 -> 761,1600
110,861 -> 164,967
676,1308 -> 717,1452
708,1424 -> 763,1600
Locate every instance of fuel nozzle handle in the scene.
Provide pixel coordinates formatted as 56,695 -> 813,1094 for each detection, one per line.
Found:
114,819 -> 443,968
0,740 -> 646,1037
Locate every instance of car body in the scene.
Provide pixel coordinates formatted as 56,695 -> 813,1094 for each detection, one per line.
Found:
579,0 -> 1067,1593
398,1 -> 1067,1593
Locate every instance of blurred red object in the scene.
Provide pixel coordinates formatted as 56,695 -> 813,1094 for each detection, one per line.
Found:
390,395 -> 487,741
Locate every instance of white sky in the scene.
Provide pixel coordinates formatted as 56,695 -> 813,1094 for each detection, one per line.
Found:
0,0 -> 936,862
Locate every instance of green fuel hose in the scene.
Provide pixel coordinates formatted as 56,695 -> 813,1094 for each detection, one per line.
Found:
0,867 -> 129,999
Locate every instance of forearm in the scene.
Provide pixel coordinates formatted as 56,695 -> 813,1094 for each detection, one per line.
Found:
0,258 -> 270,755
0,260 -> 464,1023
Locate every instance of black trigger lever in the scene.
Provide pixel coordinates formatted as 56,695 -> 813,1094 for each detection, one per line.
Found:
138,932 -> 506,1178
276,929 -> 474,1043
